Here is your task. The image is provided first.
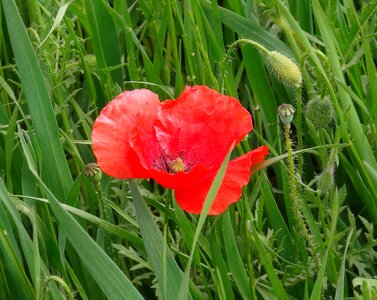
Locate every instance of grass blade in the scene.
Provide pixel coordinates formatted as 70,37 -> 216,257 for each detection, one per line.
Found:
0,229 -> 35,300
311,0 -> 377,169
129,180 -> 190,300
250,219 -> 288,300
179,145 -> 233,299
334,229 -> 353,300
201,0 -> 294,57
2,0 -> 73,201
19,132 -> 143,300
223,212 -> 252,299
309,244 -> 331,300
209,226 -> 235,299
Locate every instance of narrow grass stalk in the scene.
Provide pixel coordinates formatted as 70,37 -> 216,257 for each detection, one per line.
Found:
129,179 -> 189,300
179,145 -> 233,299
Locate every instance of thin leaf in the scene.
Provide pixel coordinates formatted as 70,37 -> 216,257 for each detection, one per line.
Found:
179,144 -> 233,299
39,3 -> 71,48
250,143 -> 350,175
223,212 -> 252,299
201,0 -> 295,57
2,0 -> 73,201
334,229 -> 353,300
129,180 -> 190,300
19,132 -> 143,300
250,220 -> 288,300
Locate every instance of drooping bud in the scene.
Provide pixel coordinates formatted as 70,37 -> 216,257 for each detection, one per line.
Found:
266,51 -> 302,88
316,170 -> 334,195
84,54 -> 97,71
277,103 -> 295,125
305,96 -> 334,130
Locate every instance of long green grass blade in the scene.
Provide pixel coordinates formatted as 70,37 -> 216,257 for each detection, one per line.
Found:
202,0 -> 294,57
250,219 -> 288,300
129,180 -> 190,300
0,179 -> 64,299
179,145 -> 233,299
209,227 -> 235,300
334,229 -> 353,300
19,133 -> 143,300
311,0 -> 377,170
92,0 -> 123,86
309,244 -> 331,300
223,212 -> 252,299
0,229 -> 35,300
2,0 -> 72,201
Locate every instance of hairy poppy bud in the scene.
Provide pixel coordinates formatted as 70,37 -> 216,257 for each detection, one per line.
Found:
84,54 -> 97,70
267,51 -> 302,88
277,103 -> 295,125
316,170 -> 334,195
305,96 -> 334,130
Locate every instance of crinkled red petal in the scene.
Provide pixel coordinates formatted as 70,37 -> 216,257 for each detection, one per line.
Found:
174,146 -> 269,215
154,86 -> 253,169
92,89 -> 160,178
149,163 -> 212,189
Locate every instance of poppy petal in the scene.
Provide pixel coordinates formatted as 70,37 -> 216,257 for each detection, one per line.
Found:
148,163 -> 212,189
154,85 -> 253,169
92,89 -> 160,178
174,146 -> 269,215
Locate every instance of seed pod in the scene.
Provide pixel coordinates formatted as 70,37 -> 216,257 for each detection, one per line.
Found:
277,103 -> 295,125
83,163 -> 102,185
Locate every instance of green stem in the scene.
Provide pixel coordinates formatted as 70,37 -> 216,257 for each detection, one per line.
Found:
227,38 -> 270,56
284,124 -> 314,250
296,86 -> 304,177
42,276 -> 74,300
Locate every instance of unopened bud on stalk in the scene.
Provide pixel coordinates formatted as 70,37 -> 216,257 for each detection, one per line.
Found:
316,170 -> 334,195
267,51 -> 302,88
305,96 -> 334,130
84,54 -> 97,70
277,103 -> 295,125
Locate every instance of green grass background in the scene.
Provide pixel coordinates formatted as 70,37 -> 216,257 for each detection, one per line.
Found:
1,0 -> 377,299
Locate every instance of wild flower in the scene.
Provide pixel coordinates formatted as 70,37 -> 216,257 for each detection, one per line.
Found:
92,85 -> 268,214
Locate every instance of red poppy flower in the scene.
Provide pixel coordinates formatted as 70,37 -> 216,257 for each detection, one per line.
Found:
92,85 -> 268,215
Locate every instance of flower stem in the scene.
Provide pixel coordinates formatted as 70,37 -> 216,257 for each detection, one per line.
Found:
41,276 -> 74,300
226,38 -> 270,55
295,86 -> 304,177
284,123 -> 315,250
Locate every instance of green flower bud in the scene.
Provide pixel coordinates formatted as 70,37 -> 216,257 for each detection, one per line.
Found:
84,55 -> 97,71
305,96 -> 334,130
316,170 -> 334,195
267,51 -> 302,88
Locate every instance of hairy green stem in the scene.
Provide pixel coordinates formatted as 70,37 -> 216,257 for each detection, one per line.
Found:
42,275 -> 74,300
284,124 -> 314,250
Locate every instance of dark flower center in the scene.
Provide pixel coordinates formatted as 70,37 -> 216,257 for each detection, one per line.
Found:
153,150 -> 193,174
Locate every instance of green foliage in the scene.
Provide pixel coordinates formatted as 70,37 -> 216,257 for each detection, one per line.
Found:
0,0 -> 376,299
